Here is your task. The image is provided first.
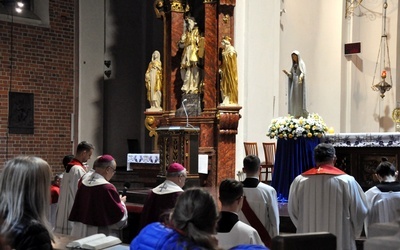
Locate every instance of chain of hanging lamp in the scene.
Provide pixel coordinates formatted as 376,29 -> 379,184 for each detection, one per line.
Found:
371,0 -> 392,98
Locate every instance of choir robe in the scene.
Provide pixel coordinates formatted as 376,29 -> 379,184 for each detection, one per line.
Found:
54,159 -> 87,234
364,186 -> 400,236
217,211 -> 264,249
365,181 -> 400,208
238,178 -> 280,238
288,165 -> 368,250
69,172 -> 127,238
140,180 -> 183,229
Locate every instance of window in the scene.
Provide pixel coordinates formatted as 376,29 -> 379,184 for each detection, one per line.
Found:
0,0 -> 49,27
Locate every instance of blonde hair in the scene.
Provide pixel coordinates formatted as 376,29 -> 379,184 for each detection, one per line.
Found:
0,156 -> 53,240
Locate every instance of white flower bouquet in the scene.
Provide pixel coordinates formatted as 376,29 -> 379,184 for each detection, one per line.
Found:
267,113 -> 328,139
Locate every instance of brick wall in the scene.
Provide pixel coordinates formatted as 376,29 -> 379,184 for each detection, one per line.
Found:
0,1 -> 75,174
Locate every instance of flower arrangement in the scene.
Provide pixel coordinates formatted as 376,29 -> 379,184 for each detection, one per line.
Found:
266,113 -> 328,139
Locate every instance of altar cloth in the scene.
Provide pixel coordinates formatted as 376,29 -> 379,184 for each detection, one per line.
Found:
322,132 -> 400,147
271,137 -> 320,202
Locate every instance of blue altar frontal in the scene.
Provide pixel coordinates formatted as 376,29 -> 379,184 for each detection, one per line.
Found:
271,137 -> 320,202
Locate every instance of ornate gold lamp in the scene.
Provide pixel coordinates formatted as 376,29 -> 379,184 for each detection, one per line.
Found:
371,0 -> 392,98
392,103 -> 400,132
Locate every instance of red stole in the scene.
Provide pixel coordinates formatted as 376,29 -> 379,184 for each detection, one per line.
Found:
66,159 -> 85,173
302,164 -> 345,176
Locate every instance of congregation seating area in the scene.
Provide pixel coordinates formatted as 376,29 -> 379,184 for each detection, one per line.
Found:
109,134 -> 400,248
113,179 -> 367,249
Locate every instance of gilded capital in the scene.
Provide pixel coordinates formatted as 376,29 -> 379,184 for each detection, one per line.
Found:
170,0 -> 188,13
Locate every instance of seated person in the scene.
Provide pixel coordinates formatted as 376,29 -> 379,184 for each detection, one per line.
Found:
140,162 -> 186,229
131,188 -> 219,249
69,155 -> 127,238
0,156 -> 54,249
217,179 -> 264,249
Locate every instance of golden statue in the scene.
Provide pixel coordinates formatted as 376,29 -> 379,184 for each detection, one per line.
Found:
219,36 -> 238,106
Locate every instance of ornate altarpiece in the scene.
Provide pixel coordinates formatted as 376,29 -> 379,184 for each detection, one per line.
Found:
144,0 -> 240,188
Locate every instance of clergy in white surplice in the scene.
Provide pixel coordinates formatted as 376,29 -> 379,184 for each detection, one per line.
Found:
238,155 -> 280,247
288,143 -> 368,250
217,179 -> 264,249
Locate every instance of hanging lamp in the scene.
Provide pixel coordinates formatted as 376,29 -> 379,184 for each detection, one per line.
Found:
371,0 -> 392,98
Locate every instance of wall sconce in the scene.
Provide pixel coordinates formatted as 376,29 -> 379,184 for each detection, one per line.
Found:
104,60 -> 111,78
371,0 -> 392,98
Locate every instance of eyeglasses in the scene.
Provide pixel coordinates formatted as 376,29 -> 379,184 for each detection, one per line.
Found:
108,166 -> 116,173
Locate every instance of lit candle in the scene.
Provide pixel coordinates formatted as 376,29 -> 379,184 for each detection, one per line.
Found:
381,70 -> 387,79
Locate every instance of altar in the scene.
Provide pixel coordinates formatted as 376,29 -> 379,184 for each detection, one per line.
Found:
270,132 -> 400,202
322,132 -> 400,191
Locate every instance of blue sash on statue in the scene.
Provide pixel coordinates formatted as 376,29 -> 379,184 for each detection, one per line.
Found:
271,136 -> 320,202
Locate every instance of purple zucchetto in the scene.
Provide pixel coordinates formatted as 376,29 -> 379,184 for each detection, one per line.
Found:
167,162 -> 185,173
97,154 -> 115,163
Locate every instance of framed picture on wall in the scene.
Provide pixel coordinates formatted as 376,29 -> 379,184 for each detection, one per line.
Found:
8,92 -> 34,134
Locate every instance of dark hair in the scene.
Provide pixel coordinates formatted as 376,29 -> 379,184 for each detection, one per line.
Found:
314,143 -> 335,163
243,155 -> 260,174
76,141 -> 94,154
62,155 -> 74,169
170,188 -> 218,249
376,157 -> 396,177
219,179 -> 243,206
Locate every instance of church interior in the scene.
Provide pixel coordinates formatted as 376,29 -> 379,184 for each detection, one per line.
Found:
1,0 -> 400,249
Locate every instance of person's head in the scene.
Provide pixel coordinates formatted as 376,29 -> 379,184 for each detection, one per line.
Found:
93,155 -> 117,181
0,156 -> 53,239
375,157 -> 397,181
75,141 -> 94,163
219,179 -> 244,212
62,154 -> 74,170
51,174 -> 62,187
170,188 -> 219,249
314,143 -> 336,165
243,155 -> 261,176
166,163 -> 187,188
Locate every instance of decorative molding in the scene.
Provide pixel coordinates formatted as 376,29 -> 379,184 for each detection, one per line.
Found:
217,106 -> 242,135
144,115 -> 158,137
345,0 -> 363,19
170,0 -> 187,13
204,0 -> 217,3
154,0 -> 165,18
219,0 -> 236,6
222,14 -> 229,23
144,111 -> 163,152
